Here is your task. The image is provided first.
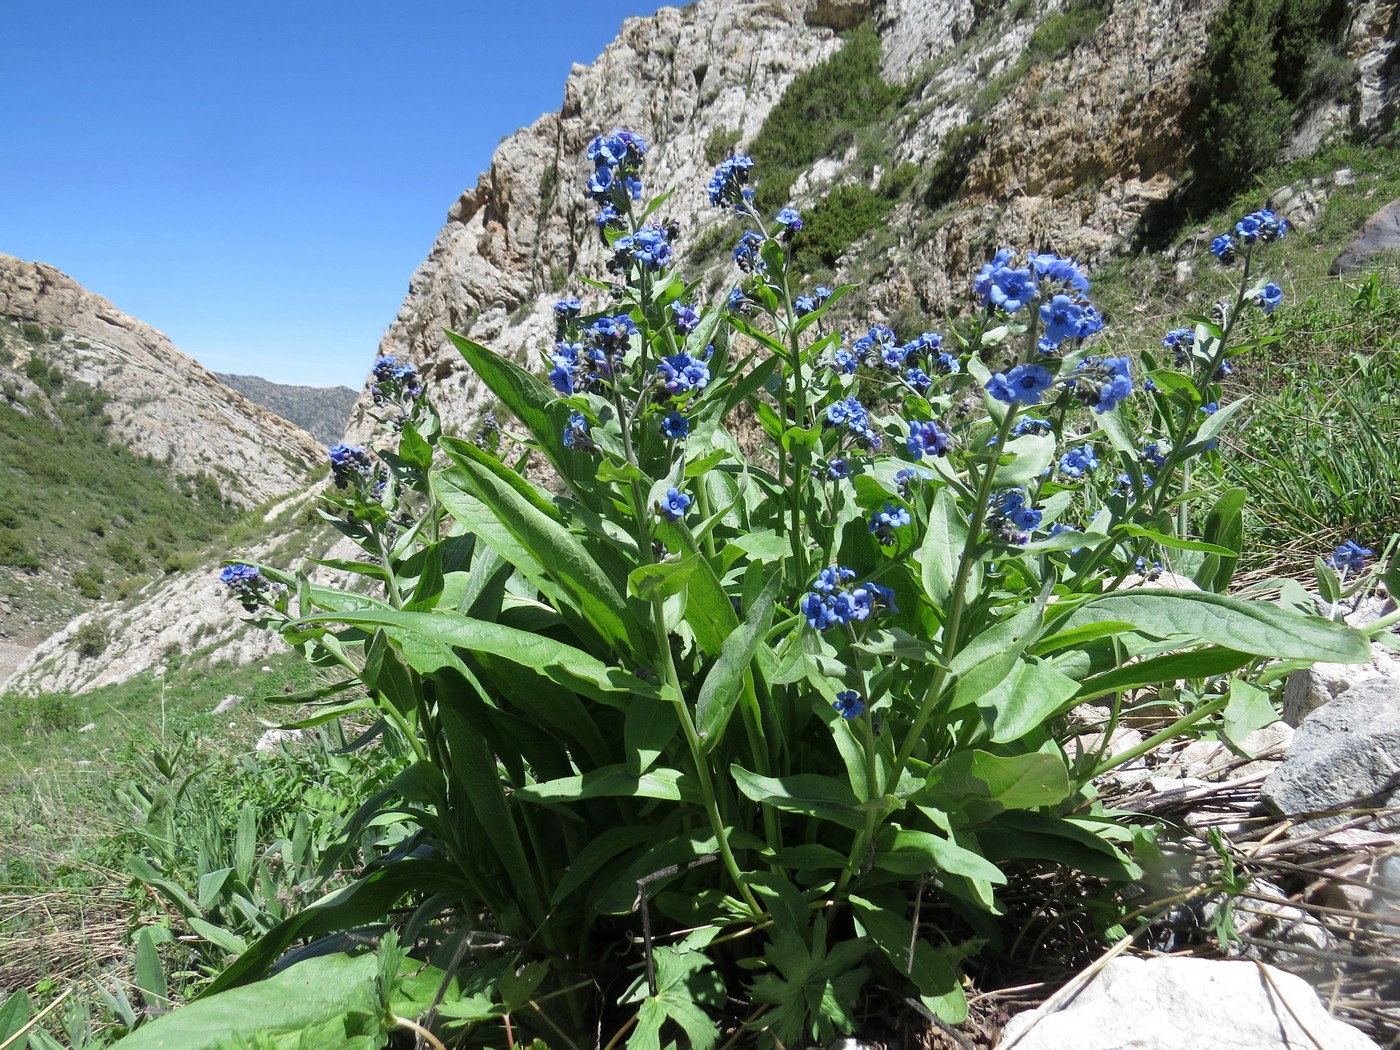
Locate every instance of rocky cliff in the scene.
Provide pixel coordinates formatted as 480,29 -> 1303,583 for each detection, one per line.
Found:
216,373 -> 357,446
0,254 -> 322,508
344,0 -> 1397,444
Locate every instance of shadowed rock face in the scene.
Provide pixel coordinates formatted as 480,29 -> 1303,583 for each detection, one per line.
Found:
0,254 -> 321,508
1330,197 -> 1400,274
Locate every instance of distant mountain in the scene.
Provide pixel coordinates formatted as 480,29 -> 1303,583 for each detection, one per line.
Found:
216,373 -> 357,447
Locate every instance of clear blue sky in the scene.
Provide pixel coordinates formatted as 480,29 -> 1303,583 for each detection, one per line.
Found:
1,1 -> 674,389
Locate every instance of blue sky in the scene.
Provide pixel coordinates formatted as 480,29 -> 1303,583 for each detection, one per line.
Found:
1,1 -> 673,389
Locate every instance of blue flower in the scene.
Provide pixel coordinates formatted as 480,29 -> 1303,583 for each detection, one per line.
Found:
554,296 -> 582,319
612,224 -> 672,272
814,565 -> 857,593
894,467 -> 930,499
794,295 -> 817,316
1210,234 -> 1237,263
814,286 -> 833,304
906,418 -> 951,459
1327,540 -> 1373,573
905,366 -> 933,394
658,487 -> 692,522
775,206 -> 803,233
1012,416 -> 1052,436
727,285 -> 753,314
985,265 -> 1037,313
1255,282 -> 1283,315
671,301 -> 701,334
833,691 -> 865,719
869,503 -> 912,546
660,410 -> 689,440
1058,444 -> 1099,478
1040,294 -> 1087,347
707,155 -> 756,209
1066,357 -> 1133,413
832,347 -> 858,375
656,352 -> 710,397
1140,442 -> 1168,468
825,397 -> 880,448
824,457 -> 849,480
993,488 -> 1042,534
733,230 -> 766,272
562,411 -> 593,450
987,364 -> 1054,405
974,248 -> 1014,300
1030,253 -> 1091,294
1047,522 -> 1082,552
219,563 -> 271,606
588,128 -> 648,167
328,443 -> 375,488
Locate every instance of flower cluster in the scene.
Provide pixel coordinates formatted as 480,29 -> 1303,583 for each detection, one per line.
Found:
1210,207 -> 1290,262
800,566 -> 898,632
989,488 -> 1042,544
550,315 -> 638,395
869,503 -> 912,546
586,129 -> 648,217
1058,444 -> 1099,479
824,396 -> 881,449
219,563 -> 273,609
563,411 -> 595,452
794,286 -> 832,317
328,443 -> 377,489
609,224 -> 673,274
1064,356 -> 1133,413
655,352 -> 711,398
707,155 -> 756,210
733,230 -> 766,272
775,207 -> 803,235
370,354 -> 424,406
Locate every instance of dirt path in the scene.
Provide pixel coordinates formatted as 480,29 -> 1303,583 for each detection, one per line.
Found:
0,641 -> 35,691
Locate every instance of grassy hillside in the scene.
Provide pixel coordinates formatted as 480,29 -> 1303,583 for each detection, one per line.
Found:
0,322 -> 242,640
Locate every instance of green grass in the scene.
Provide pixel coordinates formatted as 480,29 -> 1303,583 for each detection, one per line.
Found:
0,333 -> 246,637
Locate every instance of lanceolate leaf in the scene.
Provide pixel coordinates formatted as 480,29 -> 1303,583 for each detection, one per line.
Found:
731,768 -> 864,829
697,570 -> 782,750
294,609 -> 664,709
919,486 -> 965,614
1059,590 -> 1369,663
437,441 -> 644,655
850,892 -> 967,1023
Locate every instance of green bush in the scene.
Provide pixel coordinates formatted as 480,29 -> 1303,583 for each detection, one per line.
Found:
0,528 -> 38,570
748,22 -> 908,211
74,620 -> 107,659
925,123 -> 988,211
74,566 -> 104,600
20,323 -> 45,346
704,126 -> 742,165
1025,0 -> 1108,65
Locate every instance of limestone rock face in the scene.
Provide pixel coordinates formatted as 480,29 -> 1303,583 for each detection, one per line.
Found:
346,0 -> 844,444
0,254 -> 321,508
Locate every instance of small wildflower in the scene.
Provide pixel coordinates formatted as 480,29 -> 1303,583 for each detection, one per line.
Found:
671,301 -> 701,334
1012,416 -> 1052,437
833,691 -> 865,719
656,352 -> 711,397
775,206 -> 803,234
660,410 -> 689,440
824,457 -> 849,480
1065,357 -> 1133,413
219,563 -> 272,609
328,443 -> 376,488
733,230 -> 766,272
1327,540 -> 1373,573
987,364 -> 1054,405
894,467 -> 930,499
794,295 -> 817,316
869,503 -> 912,546
657,487 -> 692,522
1058,444 -> 1099,479
562,411 -> 595,451
1140,442 -> 1168,469
1255,281 -> 1283,315
553,296 -> 582,319
707,155 -> 756,209
906,418 -> 952,459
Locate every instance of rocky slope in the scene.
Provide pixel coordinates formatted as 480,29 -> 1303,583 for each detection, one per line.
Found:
216,373 -> 357,446
0,254 -> 322,508
344,0 -> 1397,444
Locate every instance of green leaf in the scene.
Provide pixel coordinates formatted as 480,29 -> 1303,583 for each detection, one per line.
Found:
731,767 -> 864,829
874,828 -> 1007,884
977,811 -> 1140,880
628,552 -> 701,602
1195,487 -> 1245,592
1115,524 -> 1236,556
514,765 -> 696,804
849,893 -> 967,1023
993,432 -> 1055,486
549,825 -> 659,906
297,608 -> 662,709
931,749 -> 1071,811
697,570 -> 782,750
1182,397 -> 1247,456
1223,679 -> 1276,747
119,952 -> 384,1050
1074,646 -> 1256,701
187,916 -> 249,956
919,486 -> 965,613
437,442 -> 642,654
135,926 -> 169,1009
397,421 -> 433,472
0,990 -> 33,1046
977,658 -> 1081,744
1058,590 -> 1370,663
626,699 -> 679,775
